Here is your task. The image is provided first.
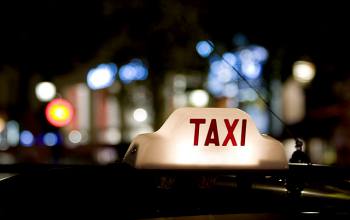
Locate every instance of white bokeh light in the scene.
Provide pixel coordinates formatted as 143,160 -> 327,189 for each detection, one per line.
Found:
68,130 -> 82,144
104,128 -> 121,144
189,90 -> 209,107
87,63 -> 117,90
35,82 -> 56,102
133,108 -> 148,122
293,61 -> 316,84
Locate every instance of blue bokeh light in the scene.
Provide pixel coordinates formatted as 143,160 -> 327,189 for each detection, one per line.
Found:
244,105 -> 269,133
241,61 -> 262,79
43,132 -> 58,147
250,45 -> 269,62
20,130 -> 34,147
87,63 -> 117,90
196,41 -> 213,58
222,52 -> 237,66
206,43 -> 268,98
209,60 -> 236,83
119,59 -> 148,84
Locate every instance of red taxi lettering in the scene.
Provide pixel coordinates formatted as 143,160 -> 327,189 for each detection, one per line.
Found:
222,119 -> 239,146
190,118 -> 247,146
241,119 -> 247,146
204,119 -> 219,146
190,118 -> 206,146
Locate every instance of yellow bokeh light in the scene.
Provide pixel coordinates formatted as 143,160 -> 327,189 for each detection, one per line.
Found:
45,98 -> 74,127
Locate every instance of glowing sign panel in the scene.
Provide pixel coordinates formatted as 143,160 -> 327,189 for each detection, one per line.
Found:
124,108 -> 288,170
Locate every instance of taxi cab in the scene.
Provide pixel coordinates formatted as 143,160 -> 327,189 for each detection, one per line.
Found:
0,108 -> 349,219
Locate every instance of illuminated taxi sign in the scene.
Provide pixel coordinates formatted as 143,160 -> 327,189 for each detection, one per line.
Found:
124,108 -> 288,170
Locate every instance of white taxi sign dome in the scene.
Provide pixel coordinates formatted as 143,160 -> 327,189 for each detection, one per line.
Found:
124,108 -> 288,170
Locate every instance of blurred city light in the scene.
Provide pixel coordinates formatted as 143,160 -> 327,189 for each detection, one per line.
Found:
251,45 -> 269,62
210,60 -> 236,83
173,93 -> 187,108
189,89 -> 209,107
222,52 -> 237,66
293,61 -> 316,84
87,63 -> 117,90
127,125 -> 154,141
35,82 -> 56,102
0,117 -> 5,133
43,132 -> 58,147
6,120 -> 19,147
244,105 -> 269,133
282,78 -> 305,124
207,77 -> 224,97
0,152 -> 15,164
45,98 -> 74,127
119,59 -> 148,84
240,88 -> 258,102
20,130 -> 34,147
68,130 -> 82,144
196,40 -> 213,58
241,61 -> 262,79
104,127 -> 121,145
96,147 -> 118,165
223,83 -> 239,98
133,108 -> 148,122
173,75 -> 187,91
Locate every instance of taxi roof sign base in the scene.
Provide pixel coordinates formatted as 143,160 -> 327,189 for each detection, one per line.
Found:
124,108 -> 288,170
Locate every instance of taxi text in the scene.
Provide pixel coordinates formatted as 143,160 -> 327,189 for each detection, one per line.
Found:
190,118 -> 247,146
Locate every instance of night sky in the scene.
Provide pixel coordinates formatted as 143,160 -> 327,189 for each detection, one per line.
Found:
1,0 -> 350,116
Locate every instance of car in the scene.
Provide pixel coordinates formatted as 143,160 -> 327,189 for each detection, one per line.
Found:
0,108 -> 349,219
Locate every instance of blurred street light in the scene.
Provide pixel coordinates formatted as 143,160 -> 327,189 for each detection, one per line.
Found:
293,61 -> 316,84
43,132 -> 58,147
68,130 -> 82,144
87,63 -> 117,90
196,40 -> 213,58
119,59 -> 148,84
189,90 -> 209,107
133,108 -> 148,122
35,82 -> 56,102
6,120 -> 19,147
20,130 -> 34,147
0,117 -> 5,133
45,98 -> 74,127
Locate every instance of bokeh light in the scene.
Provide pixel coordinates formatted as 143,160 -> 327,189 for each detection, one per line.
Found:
189,90 -> 209,107
223,83 -> 239,98
20,130 -> 34,147
119,59 -> 148,84
43,132 -> 58,147
6,120 -> 19,147
35,82 -> 56,102
196,40 -> 213,58
293,61 -> 316,84
0,117 -> 5,133
96,147 -> 118,165
45,98 -> 74,127
222,52 -> 237,66
104,128 -> 121,145
68,130 -> 82,144
87,63 -> 117,90
241,61 -> 262,79
133,108 -> 148,122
